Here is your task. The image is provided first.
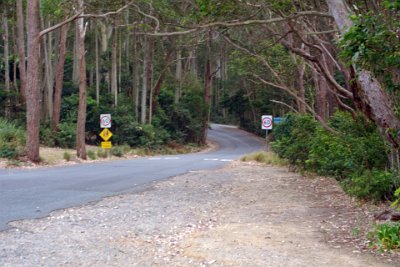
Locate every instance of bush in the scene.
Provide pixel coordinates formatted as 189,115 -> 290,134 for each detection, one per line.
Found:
63,151 -> 71,161
306,112 -> 387,179
87,150 -> 96,160
55,122 -> 76,148
111,146 -> 124,157
40,125 -> 56,147
241,151 -> 287,166
271,113 -> 318,167
97,149 -> 108,158
343,169 -> 397,201
0,119 -> 26,159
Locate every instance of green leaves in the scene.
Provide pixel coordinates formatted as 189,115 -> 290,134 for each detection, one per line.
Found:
339,6 -> 400,91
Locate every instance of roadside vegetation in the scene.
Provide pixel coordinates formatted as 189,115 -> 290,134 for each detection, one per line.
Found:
241,151 -> 287,166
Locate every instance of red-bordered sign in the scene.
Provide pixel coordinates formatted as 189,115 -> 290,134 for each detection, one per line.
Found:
261,115 -> 273,130
100,114 -> 112,128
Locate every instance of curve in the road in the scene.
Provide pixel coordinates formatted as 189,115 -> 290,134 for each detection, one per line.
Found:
0,124 -> 265,231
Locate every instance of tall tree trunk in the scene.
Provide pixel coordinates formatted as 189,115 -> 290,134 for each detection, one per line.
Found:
3,13 -> 11,118
42,19 -> 54,121
326,0 -> 400,148
76,4 -> 87,160
95,27 -> 100,105
26,0 -> 41,162
312,66 -> 328,120
297,62 -> 306,114
16,0 -> 27,101
141,35 -> 153,124
174,49 -> 182,104
111,25 -> 118,107
52,23 -> 69,131
132,32 -> 139,121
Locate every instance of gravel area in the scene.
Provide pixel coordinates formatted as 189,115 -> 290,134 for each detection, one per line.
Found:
0,162 -> 399,266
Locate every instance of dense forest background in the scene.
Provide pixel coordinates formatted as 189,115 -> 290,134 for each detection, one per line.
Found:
0,1 -> 399,201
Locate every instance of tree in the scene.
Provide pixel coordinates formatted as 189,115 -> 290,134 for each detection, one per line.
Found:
25,0 -> 42,162
326,0 -> 400,148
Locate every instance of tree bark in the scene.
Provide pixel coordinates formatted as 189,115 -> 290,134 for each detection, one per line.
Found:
26,0 -> 42,162
95,27 -> 100,105
75,4 -> 87,160
326,0 -> 400,147
16,0 -> 27,101
42,19 -> 54,121
141,35 -> 153,124
3,13 -> 11,118
111,25 -> 118,107
52,23 -> 69,131
174,49 -> 182,104
132,32 -> 140,121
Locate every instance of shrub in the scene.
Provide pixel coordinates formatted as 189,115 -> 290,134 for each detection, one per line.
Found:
40,125 -> 56,147
241,151 -> 287,166
0,119 -> 26,159
343,169 -> 397,201
55,122 -> 76,148
111,146 -> 124,157
271,113 -> 318,167
63,151 -> 71,161
97,149 -> 108,158
306,112 -> 387,179
87,150 -> 96,160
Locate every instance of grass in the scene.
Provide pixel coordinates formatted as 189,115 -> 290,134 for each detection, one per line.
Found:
241,151 -> 287,166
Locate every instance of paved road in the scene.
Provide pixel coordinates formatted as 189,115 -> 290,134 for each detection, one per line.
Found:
0,124 -> 264,231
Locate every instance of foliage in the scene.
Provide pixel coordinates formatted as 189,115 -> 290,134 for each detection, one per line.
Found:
241,151 -> 287,166
111,146 -> 125,157
87,150 -> 96,160
306,112 -> 387,179
0,119 -> 26,159
343,169 -> 396,201
271,111 -> 396,201
391,187 -> 400,210
55,122 -> 76,148
370,222 -> 400,252
63,151 -> 71,161
97,149 -> 108,158
271,113 -> 318,167
339,4 -> 400,91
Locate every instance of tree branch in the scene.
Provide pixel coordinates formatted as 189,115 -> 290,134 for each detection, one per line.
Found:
270,100 -> 299,113
137,11 -> 332,36
39,10 -> 83,37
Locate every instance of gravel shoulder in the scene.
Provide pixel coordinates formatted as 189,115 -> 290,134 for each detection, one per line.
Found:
1,161 -> 399,266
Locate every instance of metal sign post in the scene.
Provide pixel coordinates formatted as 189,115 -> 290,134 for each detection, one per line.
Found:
261,115 -> 273,150
99,114 -> 112,158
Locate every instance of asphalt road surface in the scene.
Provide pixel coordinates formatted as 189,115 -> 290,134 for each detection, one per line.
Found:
0,124 -> 264,231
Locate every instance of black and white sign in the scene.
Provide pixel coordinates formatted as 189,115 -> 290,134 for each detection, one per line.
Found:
261,115 -> 273,130
100,114 -> 112,128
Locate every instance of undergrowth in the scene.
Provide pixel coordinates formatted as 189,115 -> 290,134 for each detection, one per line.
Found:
241,151 -> 287,166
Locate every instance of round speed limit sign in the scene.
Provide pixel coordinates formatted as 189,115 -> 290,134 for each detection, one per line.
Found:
261,115 -> 273,130
100,114 -> 112,128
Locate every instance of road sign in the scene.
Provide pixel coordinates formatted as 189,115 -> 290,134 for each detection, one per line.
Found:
99,128 -> 113,141
273,117 -> 284,124
261,115 -> 273,130
100,114 -> 112,128
101,141 -> 112,149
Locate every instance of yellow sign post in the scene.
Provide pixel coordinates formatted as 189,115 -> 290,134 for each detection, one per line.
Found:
101,141 -> 112,149
99,128 -> 113,141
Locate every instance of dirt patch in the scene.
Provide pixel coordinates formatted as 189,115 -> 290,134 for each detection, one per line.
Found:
0,162 -> 398,266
